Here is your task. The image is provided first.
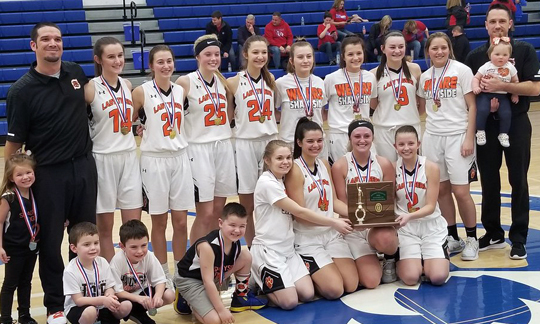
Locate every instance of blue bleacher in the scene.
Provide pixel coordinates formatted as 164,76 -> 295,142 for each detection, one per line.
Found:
0,22 -> 89,38
0,10 -> 86,25
0,35 -> 92,52
0,0 -> 83,12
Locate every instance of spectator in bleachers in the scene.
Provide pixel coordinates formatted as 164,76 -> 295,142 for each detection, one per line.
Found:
238,14 -> 261,68
206,10 -> 237,71
264,12 -> 294,69
451,25 -> 470,62
329,0 -> 367,41
445,0 -> 469,35
366,15 -> 392,62
318,11 -> 341,65
402,20 -> 429,60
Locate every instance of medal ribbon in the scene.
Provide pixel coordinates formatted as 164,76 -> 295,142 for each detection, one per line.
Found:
430,60 -> 451,103
298,157 -> 326,204
217,230 -> 241,285
100,76 -> 127,124
245,72 -> 265,118
343,69 -> 363,113
293,74 -> 313,117
152,80 -> 176,132
384,66 -> 404,104
196,70 -> 221,120
350,153 -> 371,183
401,159 -> 419,208
14,188 -> 37,242
125,254 -> 152,299
76,259 -> 100,298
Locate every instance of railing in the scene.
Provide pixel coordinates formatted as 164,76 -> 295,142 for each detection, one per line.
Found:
139,29 -> 146,75
129,1 -> 138,45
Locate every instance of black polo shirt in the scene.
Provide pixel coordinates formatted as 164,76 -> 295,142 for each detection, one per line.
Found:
6,61 -> 91,166
465,39 -> 540,116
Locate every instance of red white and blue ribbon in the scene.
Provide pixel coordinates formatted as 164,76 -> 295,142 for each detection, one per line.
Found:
298,156 -> 325,202
196,70 -> 221,120
293,74 -> 313,117
351,153 -> 371,183
100,76 -> 128,125
14,188 -> 37,242
385,65 -> 404,104
401,159 -> 419,208
217,230 -> 240,285
343,69 -> 363,113
76,259 -> 100,297
430,59 -> 451,104
245,72 -> 265,118
125,254 -> 152,299
152,79 -> 176,131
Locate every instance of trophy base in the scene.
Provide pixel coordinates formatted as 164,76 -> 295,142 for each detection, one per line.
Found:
353,221 -> 400,229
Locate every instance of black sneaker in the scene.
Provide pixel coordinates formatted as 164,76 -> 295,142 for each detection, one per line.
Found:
478,234 -> 506,251
18,314 -> 38,324
129,312 -> 156,324
510,243 -> 527,260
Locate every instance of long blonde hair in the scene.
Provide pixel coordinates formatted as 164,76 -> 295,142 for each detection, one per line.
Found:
194,34 -> 230,93
0,151 -> 36,199
425,32 -> 456,65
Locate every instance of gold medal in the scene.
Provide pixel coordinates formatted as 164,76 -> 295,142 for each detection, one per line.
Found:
259,115 -> 265,123
354,113 -> 362,120
214,117 -> 222,125
121,125 -> 130,135
432,104 -> 438,112
169,129 -> 176,139
394,104 -> 401,111
408,207 -> 418,213
319,202 -> 327,211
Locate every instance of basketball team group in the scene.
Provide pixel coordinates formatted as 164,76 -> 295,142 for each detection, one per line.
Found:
1,3 -> 539,324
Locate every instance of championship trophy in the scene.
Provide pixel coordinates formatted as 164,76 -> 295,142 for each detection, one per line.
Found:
347,181 -> 398,228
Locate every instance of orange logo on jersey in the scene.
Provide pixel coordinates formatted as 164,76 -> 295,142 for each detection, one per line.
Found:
286,87 -> 323,101
334,82 -> 372,97
396,181 -> 426,191
422,76 -> 458,91
102,98 -> 133,111
307,179 -> 330,193
242,89 -> 273,100
304,261 -> 310,271
498,67 -> 510,77
348,176 -> 381,184
265,276 -> 274,289
382,78 -> 414,91
198,93 -> 227,104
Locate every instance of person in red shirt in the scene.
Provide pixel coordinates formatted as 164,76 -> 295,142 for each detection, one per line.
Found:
264,12 -> 294,69
318,12 -> 341,65
329,0 -> 367,41
402,20 -> 429,60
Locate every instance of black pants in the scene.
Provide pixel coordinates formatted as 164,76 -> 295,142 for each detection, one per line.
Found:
477,113 -> 531,244
34,153 -> 98,314
0,251 -> 38,322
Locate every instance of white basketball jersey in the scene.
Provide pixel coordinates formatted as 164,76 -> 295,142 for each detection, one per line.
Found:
139,81 -> 188,153
395,155 -> 440,221
345,152 -> 384,185
275,73 -> 327,143
372,68 -> 419,127
233,72 -> 278,139
253,171 -> 295,253
293,158 -> 334,234
185,72 -> 231,144
325,69 -> 377,134
89,76 -> 137,154
417,60 -> 474,136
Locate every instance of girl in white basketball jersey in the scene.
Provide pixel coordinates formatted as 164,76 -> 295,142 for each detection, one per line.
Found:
394,126 -> 449,286
226,35 -> 278,246
417,33 -> 479,261
84,37 -> 142,261
175,35 -> 237,245
325,36 -> 377,164
251,140 -> 352,310
370,31 -> 422,162
332,120 -> 399,288
132,45 -> 195,281
275,41 -> 328,158
285,118 -> 358,299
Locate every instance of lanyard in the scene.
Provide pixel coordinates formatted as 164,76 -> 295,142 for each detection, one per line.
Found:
245,72 -> 265,117
14,188 -> 38,242
401,159 -> 419,207
351,153 -> 371,183
76,259 -> 100,297
100,76 -> 128,124
298,156 -> 325,203
343,69 -> 363,112
152,79 -> 176,131
384,66 -> 404,104
196,70 -> 221,119
293,74 -> 313,117
431,59 -> 451,104
125,253 -> 153,299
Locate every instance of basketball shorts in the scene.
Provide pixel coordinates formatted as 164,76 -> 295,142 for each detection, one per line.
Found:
398,216 -> 449,260
344,229 -> 377,260
235,135 -> 277,194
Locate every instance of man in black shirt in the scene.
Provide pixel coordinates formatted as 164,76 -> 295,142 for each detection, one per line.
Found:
464,5 -> 540,260
206,10 -> 237,71
237,14 -> 261,67
5,22 -> 97,324
451,25 -> 470,63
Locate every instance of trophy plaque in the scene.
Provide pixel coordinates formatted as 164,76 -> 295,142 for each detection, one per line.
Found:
347,181 -> 398,228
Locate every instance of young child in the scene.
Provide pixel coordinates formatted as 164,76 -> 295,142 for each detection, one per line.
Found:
175,202 -> 267,324
0,151 -> 39,324
472,37 -> 519,147
110,220 -> 175,324
63,222 -> 131,324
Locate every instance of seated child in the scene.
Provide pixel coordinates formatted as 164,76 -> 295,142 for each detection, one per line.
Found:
175,202 -> 267,324
63,222 -> 131,324
110,220 -> 175,324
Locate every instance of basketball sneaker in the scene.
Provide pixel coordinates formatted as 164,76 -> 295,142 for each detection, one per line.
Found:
230,291 -> 268,312
382,259 -> 397,283
174,289 -> 192,315
498,133 -> 510,147
47,311 -> 66,324
478,234 -> 506,251
461,237 -> 479,261
447,236 -> 465,254
476,130 -> 487,145
129,311 -> 156,324
18,314 -> 38,324
510,243 -> 527,260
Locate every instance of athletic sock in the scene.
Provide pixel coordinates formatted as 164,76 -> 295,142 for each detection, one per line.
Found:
465,226 -> 477,239
161,263 -> 170,277
447,224 -> 459,240
234,273 -> 250,297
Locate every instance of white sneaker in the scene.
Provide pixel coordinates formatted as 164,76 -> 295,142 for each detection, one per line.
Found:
447,236 -> 465,254
476,130 -> 487,145
47,311 -> 67,324
382,259 -> 397,283
461,237 -> 479,261
498,133 -> 510,147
